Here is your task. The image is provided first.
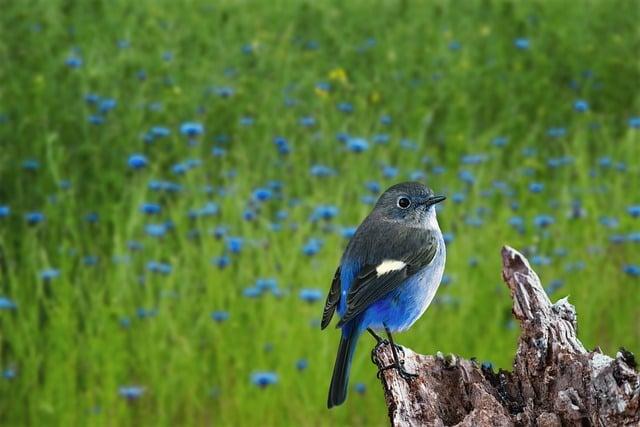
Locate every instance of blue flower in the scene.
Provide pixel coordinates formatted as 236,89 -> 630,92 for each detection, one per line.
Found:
83,255 -> 99,266
119,386 -> 145,400
136,307 -> 158,319
311,205 -> 339,221
127,240 -> 143,252
382,166 -> 398,179
461,154 -> 487,165
365,181 -> 381,194
514,38 -> 530,50
240,116 -> 254,126
40,269 -> 60,281
84,212 -> 99,223
22,159 -> 40,171
140,203 -> 161,215
529,182 -> 544,193
448,40 -> 461,51
303,238 -> 323,256
627,205 -> 640,218
623,265 -> 640,277
0,206 -> 9,218
273,136 -> 291,155
533,214 -> 555,228
146,261 -> 172,275
341,227 -> 357,239
256,279 -> 278,292
199,202 -> 219,217
509,216 -> 524,231
212,147 -> 226,157
492,136 -> 508,147
128,154 -> 148,170
3,368 -> 16,380
253,188 -> 272,202
310,164 -> 336,177
547,127 -> 567,138
211,310 -> 229,323
337,102 -> 354,113
361,195 -> 377,205
458,170 -> 475,185
145,223 -> 167,237
212,255 -> 230,269
180,122 -> 204,137
354,383 -> 366,394
99,99 -> 117,113
628,117 -> 640,128
372,134 -> 390,144
151,126 -> 171,138
408,170 -> 426,181
251,372 -> 278,388
545,279 -> 564,294
88,115 -> 105,125
451,193 -> 466,204
299,288 -> 322,304
299,116 -> 316,127
65,55 -> 83,68
212,226 -> 228,239
25,212 -> 45,225
296,359 -> 308,371
214,86 -> 235,98
227,237 -> 244,254
0,297 -> 17,310
85,93 -> 100,104
531,255 -> 551,266
442,232 -> 454,245
243,287 -> 262,298
346,137 -> 369,153
243,209 -> 256,221
573,99 -> 589,112
380,114 -> 392,125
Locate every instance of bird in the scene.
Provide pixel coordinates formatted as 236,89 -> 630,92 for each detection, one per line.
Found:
321,181 -> 446,408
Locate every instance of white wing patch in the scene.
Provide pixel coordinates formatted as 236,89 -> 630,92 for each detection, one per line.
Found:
376,260 -> 406,276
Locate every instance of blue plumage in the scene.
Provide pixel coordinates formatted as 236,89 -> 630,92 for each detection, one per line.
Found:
322,182 -> 447,408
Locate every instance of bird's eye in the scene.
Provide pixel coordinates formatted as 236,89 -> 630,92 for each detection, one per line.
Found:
397,197 -> 411,209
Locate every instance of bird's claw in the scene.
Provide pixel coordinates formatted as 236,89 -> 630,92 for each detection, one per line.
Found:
376,360 -> 418,381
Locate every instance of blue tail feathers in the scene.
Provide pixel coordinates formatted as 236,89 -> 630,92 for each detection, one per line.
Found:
327,323 -> 360,408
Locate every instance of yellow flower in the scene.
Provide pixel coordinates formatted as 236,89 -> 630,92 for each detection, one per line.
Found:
480,26 -> 491,37
328,67 -> 348,84
369,90 -> 381,104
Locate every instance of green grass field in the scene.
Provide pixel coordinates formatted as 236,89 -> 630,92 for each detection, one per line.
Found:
0,0 -> 639,425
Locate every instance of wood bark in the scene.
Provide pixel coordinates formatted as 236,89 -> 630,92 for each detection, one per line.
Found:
372,246 -> 639,426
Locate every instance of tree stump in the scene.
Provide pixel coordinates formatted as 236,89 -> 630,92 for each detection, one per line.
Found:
372,246 -> 639,426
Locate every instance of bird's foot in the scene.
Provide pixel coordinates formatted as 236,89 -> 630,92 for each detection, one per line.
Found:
377,360 -> 418,381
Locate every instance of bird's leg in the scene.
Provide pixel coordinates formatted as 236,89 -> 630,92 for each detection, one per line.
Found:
367,328 -> 384,344
368,328 -> 388,364
376,325 -> 418,381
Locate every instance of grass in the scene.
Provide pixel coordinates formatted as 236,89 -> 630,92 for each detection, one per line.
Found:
0,0 -> 639,425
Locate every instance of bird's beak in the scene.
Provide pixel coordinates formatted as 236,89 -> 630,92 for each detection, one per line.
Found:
421,195 -> 446,207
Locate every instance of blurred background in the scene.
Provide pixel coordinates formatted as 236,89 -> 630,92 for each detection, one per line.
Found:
0,0 -> 639,425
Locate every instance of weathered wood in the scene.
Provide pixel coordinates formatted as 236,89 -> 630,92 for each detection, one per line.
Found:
373,246 -> 639,426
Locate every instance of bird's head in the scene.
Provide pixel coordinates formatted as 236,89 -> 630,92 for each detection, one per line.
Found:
372,181 -> 445,228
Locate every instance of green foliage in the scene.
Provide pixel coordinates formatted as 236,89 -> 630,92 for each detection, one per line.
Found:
0,0 -> 638,425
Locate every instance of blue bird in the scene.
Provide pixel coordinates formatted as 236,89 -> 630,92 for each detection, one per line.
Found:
321,182 -> 446,408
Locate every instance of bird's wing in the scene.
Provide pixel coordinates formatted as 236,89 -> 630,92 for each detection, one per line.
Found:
320,267 -> 341,329
336,234 -> 438,327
